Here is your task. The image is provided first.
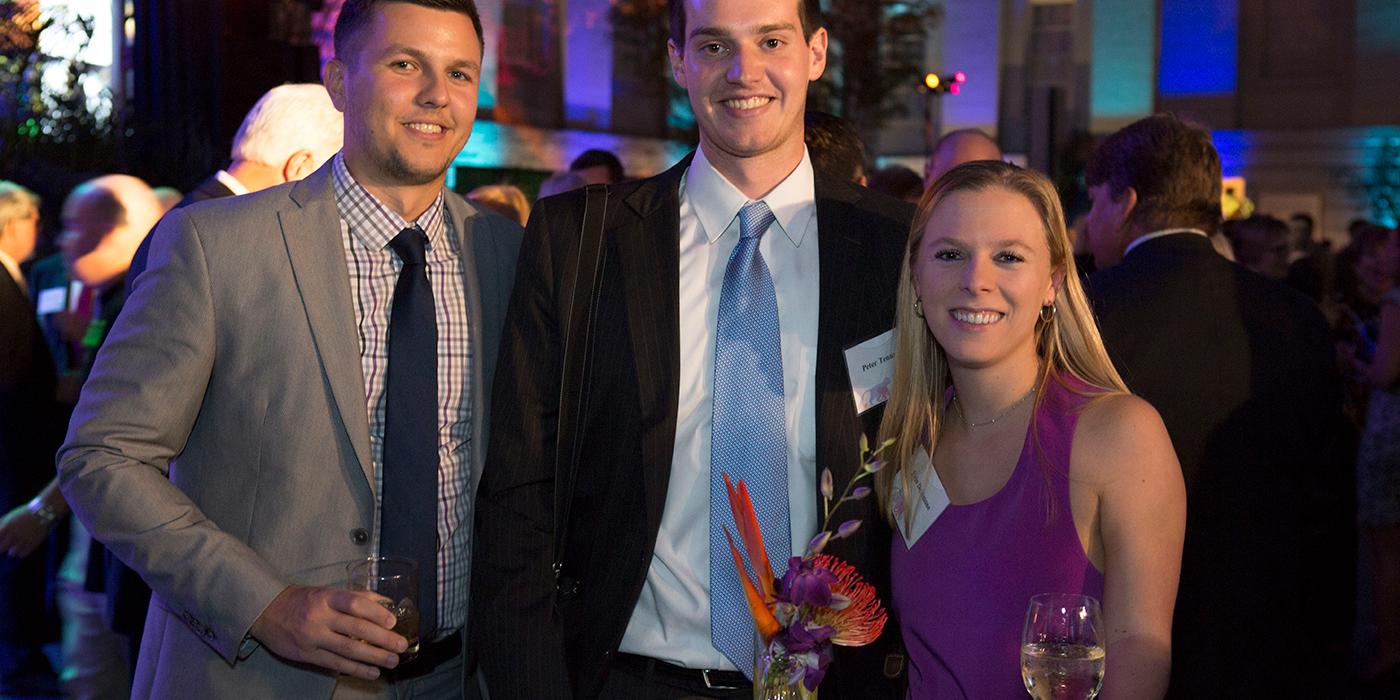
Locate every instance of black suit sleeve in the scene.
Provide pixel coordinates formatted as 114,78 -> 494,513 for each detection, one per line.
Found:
472,199 -> 573,699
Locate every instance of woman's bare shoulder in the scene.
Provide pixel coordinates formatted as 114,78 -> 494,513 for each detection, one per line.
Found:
1071,392 -> 1179,485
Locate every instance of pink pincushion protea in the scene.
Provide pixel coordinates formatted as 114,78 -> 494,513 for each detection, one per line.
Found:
808,554 -> 886,646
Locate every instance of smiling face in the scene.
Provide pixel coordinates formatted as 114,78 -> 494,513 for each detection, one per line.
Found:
325,2 -> 481,196
669,0 -> 826,174
914,187 -> 1060,373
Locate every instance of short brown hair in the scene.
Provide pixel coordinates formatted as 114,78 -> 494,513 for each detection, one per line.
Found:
334,0 -> 484,60
1085,113 -> 1222,235
668,0 -> 823,46
803,111 -> 868,184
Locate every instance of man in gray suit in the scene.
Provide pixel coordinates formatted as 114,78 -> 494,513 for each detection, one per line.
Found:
56,1 -> 517,698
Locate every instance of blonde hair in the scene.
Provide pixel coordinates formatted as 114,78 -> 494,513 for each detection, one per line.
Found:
875,161 -> 1129,528
0,181 -> 39,229
467,184 -> 530,226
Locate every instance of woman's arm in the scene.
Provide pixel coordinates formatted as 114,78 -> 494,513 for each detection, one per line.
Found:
1077,394 -> 1186,699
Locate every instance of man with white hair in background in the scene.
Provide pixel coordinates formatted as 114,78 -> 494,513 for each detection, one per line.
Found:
128,83 -> 344,284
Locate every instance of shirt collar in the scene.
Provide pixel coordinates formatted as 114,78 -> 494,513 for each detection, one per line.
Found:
214,170 -> 250,196
331,152 -> 447,253
0,248 -> 22,290
683,145 -> 816,247
1124,228 -> 1209,257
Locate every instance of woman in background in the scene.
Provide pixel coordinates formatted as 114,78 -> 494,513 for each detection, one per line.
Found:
1355,226 -> 1400,681
878,161 -> 1185,698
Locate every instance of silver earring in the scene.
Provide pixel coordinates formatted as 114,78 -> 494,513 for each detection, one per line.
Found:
914,298 -> 924,317
1039,303 -> 1057,322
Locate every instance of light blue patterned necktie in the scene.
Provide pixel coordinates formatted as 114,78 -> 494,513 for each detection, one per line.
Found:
710,200 -> 791,676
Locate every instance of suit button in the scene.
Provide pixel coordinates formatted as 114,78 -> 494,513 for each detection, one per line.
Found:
350,528 -> 370,545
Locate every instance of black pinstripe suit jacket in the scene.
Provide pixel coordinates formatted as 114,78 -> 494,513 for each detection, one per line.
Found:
472,155 -> 914,699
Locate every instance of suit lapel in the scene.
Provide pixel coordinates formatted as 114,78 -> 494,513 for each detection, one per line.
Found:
616,159 -> 687,535
444,194 -> 490,493
279,166 -> 374,490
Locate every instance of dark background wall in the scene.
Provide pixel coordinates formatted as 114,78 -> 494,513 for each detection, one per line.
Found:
125,0 -> 322,190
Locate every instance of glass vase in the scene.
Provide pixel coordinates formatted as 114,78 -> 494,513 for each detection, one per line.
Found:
753,638 -> 817,700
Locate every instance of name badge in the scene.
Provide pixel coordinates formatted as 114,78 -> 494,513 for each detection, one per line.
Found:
843,329 -> 895,414
37,287 -> 66,315
892,447 -> 950,549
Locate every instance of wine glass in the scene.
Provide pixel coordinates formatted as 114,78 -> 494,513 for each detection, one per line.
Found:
1020,593 -> 1106,700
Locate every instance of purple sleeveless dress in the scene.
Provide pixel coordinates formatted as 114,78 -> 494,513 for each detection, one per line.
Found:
891,375 -> 1106,699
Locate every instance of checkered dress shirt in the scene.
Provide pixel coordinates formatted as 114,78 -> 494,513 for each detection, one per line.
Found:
332,153 -> 472,636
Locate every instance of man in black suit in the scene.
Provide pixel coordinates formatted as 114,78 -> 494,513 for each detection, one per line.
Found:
127,83 -> 344,284
472,1 -> 912,698
1083,114 -> 1351,697
0,181 -> 63,696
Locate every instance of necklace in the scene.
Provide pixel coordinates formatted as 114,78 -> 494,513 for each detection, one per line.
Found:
953,385 -> 1037,428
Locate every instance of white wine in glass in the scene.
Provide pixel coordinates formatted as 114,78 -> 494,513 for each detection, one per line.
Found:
1021,593 -> 1105,700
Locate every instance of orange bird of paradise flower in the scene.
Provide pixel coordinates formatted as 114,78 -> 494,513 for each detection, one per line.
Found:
722,474 -> 782,642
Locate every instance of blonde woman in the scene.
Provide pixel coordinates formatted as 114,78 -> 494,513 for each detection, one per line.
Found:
877,161 -> 1185,698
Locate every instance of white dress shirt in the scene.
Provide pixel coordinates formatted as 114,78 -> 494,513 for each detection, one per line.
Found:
1123,228 -> 1209,257
213,169 -> 250,196
617,146 -> 821,670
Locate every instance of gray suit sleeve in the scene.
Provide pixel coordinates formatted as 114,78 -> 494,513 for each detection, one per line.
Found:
57,209 -> 287,664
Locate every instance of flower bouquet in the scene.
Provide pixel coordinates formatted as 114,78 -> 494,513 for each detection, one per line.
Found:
722,436 -> 893,698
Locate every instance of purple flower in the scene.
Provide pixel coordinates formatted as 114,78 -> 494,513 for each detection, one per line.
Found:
801,645 -> 834,691
777,557 -> 837,608
770,630 -> 834,692
776,620 -> 835,653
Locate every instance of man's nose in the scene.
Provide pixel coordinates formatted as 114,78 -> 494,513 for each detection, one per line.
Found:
726,45 -> 762,84
417,72 -> 448,108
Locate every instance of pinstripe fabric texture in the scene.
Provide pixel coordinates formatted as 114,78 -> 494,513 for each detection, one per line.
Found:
332,154 -> 472,636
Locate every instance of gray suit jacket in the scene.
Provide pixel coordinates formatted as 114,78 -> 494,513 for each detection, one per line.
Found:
57,161 -> 521,699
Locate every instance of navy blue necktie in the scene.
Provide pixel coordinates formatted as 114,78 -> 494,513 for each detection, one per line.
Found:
381,226 -> 439,636
710,201 -> 790,675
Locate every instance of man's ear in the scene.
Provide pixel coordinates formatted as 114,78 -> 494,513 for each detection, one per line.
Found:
323,58 -> 347,112
282,150 -> 316,182
667,39 -> 686,88
807,27 -> 829,80
1112,186 -> 1139,233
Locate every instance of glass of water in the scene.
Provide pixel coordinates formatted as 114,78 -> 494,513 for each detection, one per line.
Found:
1020,593 -> 1106,700
346,556 -> 421,662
